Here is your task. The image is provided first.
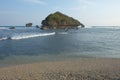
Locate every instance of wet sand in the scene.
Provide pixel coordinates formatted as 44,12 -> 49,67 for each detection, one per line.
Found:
0,58 -> 120,80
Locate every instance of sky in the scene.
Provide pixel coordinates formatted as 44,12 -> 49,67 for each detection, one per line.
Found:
0,0 -> 120,27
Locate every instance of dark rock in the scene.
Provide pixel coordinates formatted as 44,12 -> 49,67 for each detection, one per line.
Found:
9,26 -> 15,29
35,25 -> 40,28
26,23 -> 32,27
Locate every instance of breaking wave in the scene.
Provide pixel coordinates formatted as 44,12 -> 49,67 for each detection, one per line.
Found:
11,32 -> 55,40
0,27 -> 8,30
0,37 -> 7,41
0,29 -> 55,40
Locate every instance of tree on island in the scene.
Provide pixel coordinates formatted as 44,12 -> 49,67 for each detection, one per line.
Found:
26,23 -> 32,27
41,11 -> 85,30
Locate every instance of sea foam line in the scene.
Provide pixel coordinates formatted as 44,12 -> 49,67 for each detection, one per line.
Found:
11,32 -> 55,40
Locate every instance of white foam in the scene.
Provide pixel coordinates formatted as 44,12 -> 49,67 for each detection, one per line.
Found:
10,32 -> 55,40
0,27 -> 8,30
0,37 -> 7,40
11,32 -> 55,40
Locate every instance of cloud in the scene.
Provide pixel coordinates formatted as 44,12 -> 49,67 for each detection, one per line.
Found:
24,0 -> 47,5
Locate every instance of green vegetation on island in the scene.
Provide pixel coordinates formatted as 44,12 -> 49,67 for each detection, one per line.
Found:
41,12 -> 85,30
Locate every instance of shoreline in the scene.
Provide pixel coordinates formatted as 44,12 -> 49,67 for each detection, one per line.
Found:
0,58 -> 120,80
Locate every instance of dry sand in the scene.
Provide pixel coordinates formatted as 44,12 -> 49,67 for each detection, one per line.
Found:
0,58 -> 120,80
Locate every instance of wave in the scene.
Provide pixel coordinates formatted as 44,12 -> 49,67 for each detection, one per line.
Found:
11,32 -> 55,40
0,37 -> 7,41
0,27 -> 8,30
0,32 -> 55,40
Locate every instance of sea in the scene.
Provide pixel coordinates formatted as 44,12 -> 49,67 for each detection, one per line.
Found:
0,26 -> 120,67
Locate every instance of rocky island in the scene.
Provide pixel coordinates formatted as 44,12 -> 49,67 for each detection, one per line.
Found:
41,12 -> 85,30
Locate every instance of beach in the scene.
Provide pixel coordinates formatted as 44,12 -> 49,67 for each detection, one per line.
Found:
0,58 -> 120,80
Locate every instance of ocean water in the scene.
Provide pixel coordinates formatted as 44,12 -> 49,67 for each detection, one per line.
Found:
0,26 -> 120,66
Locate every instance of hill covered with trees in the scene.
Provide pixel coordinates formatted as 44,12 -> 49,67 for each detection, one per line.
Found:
41,12 -> 85,30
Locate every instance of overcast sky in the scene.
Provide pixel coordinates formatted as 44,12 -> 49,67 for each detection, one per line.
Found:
0,0 -> 120,27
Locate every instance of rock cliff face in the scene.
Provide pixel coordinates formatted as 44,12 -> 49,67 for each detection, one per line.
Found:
41,12 -> 85,30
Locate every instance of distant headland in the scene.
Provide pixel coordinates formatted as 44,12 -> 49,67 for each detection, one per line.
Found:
41,11 -> 85,30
